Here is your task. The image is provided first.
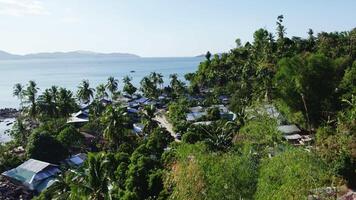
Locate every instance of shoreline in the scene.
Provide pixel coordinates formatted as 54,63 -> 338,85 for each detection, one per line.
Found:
0,108 -> 19,119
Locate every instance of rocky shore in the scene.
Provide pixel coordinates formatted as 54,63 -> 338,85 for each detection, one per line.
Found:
0,108 -> 19,120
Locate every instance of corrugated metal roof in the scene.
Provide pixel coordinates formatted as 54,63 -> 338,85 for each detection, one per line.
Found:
278,125 -> 301,135
18,159 -> 51,173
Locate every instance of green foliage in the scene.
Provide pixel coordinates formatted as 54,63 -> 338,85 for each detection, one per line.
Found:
77,80 -> 95,103
140,72 -> 163,99
167,98 -> 189,129
123,76 -> 137,96
169,143 -> 259,200
26,130 -> 68,163
100,105 -> 130,149
255,149 -> 334,200
0,143 -> 24,173
57,126 -> 84,149
275,53 -> 338,126
239,116 -> 283,156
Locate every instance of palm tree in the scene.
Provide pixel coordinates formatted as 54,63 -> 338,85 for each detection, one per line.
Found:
169,74 -> 186,98
72,153 -> 111,200
57,88 -> 78,117
123,76 -> 137,96
49,86 -> 59,103
202,121 -> 237,151
100,105 -> 129,149
140,76 -> 158,99
43,172 -> 74,200
141,105 -> 158,134
38,89 -> 56,117
151,72 -> 163,89
13,83 -> 24,108
105,76 -> 119,100
77,80 -> 95,104
24,80 -> 39,118
95,84 -> 108,100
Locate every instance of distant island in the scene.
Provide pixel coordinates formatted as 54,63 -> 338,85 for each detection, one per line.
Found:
0,50 -> 140,60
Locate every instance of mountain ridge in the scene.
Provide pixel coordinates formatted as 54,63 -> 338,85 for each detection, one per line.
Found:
0,50 -> 140,60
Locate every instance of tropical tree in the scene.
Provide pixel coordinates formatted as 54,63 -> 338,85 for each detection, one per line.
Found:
26,131 -> 68,164
141,105 -> 158,134
73,153 -> 111,200
77,80 -> 95,104
100,105 -> 130,149
24,80 -> 39,118
95,84 -> 108,100
123,76 -> 137,96
10,118 -> 30,146
169,73 -> 186,99
106,76 -> 119,99
140,76 -> 159,99
37,89 -> 56,118
57,88 -> 78,117
13,83 -> 24,108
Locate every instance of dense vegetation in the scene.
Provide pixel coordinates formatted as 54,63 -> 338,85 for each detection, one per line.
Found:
0,15 -> 354,199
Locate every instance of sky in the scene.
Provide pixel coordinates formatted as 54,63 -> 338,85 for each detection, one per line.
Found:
0,0 -> 355,57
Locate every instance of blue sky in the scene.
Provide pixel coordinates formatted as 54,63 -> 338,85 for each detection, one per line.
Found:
0,0 -> 355,57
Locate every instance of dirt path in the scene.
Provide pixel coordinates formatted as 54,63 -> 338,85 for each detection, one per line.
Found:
155,110 -> 180,141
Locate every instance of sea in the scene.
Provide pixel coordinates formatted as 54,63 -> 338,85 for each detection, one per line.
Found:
0,56 -> 203,143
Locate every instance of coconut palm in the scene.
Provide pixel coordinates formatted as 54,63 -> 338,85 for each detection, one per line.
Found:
77,80 -> 95,104
24,80 -> 39,118
13,83 -> 24,108
151,72 -> 163,89
57,88 -> 78,117
95,84 -> 108,100
202,121 -> 237,151
100,105 -> 129,149
169,73 -> 186,98
141,105 -> 158,134
72,153 -> 111,200
140,76 -> 158,99
123,76 -> 137,96
105,76 -> 119,100
38,89 -> 56,117
49,85 -> 59,103
43,172 -> 74,200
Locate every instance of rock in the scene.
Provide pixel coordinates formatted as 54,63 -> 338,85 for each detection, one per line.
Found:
0,108 -> 19,119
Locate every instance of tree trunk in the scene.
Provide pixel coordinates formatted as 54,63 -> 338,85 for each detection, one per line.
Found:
300,93 -> 311,132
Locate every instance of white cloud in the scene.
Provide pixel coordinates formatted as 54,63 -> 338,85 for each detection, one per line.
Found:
0,0 -> 49,16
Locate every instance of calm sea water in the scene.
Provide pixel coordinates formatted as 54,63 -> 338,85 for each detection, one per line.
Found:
0,57 -> 202,142
0,57 -> 203,109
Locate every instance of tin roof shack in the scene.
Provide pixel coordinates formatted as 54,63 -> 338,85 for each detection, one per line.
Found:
2,159 -> 61,193
278,125 -> 303,145
67,110 -> 89,124
64,153 -> 87,167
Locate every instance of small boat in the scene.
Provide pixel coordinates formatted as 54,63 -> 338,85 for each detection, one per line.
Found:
6,122 -> 13,126
130,70 -> 135,73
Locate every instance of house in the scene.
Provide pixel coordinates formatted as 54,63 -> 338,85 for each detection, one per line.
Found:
193,121 -> 212,126
64,153 -> 87,167
218,95 -> 229,104
133,123 -> 144,134
67,110 -> 89,124
211,104 -> 237,121
277,124 -> 301,135
2,159 -> 61,193
186,106 -> 207,121
99,98 -> 112,106
283,134 -> 303,145
135,97 -> 149,104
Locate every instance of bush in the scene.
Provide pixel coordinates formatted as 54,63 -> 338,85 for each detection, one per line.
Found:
26,131 -> 68,163
255,149 -> 336,200
57,126 -> 84,148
